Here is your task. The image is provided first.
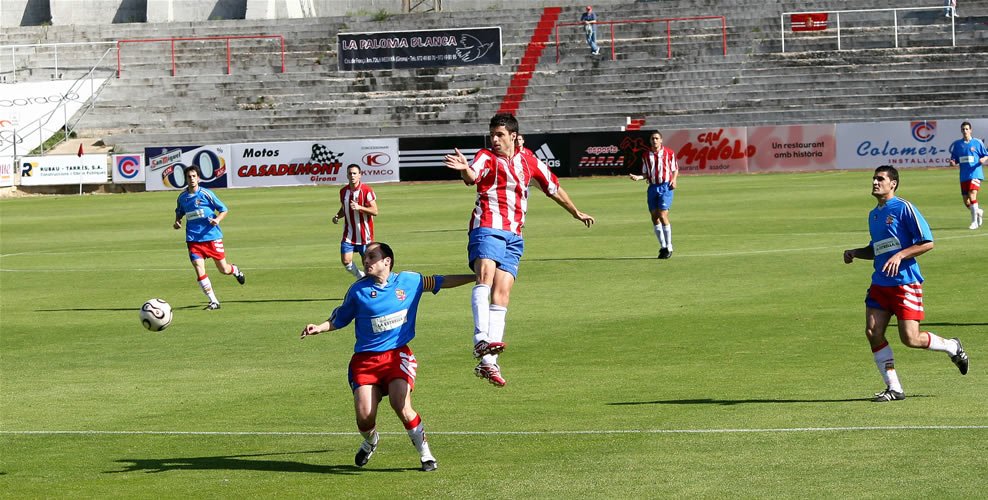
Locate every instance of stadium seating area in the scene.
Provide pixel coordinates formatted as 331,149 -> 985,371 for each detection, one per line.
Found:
2,0 -> 987,153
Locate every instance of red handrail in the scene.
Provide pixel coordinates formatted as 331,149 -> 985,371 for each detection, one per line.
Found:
116,34 -> 286,77
554,15 -> 727,62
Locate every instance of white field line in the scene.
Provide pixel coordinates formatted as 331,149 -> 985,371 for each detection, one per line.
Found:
2,233 -> 986,271
1,425 -> 986,437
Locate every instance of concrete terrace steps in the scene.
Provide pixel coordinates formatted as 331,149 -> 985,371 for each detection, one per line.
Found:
8,0 -> 984,151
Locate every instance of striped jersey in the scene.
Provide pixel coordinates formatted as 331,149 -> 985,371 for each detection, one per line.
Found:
466,148 -> 559,236
868,196 -> 933,286
175,186 -> 226,242
640,146 -> 678,185
338,183 -> 376,244
330,272 -> 445,353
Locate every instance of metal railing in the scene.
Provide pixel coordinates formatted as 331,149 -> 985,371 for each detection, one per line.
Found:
0,47 -> 115,159
554,15 -> 727,62
0,41 -> 117,83
781,7 -> 955,52
116,34 -> 286,77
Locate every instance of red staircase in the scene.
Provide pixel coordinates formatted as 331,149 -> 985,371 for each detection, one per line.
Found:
497,7 -> 562,116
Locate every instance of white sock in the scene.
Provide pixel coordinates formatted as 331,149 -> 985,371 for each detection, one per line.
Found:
406,420 -> 434,462
662,224 -> 672,250
654,224 -> 666,248
230,264 -> 241,276
972,204 -> 979,222
924,332 -> 958,355
360,428 -> 379,445
873,344 -> 903,392
344,261 -> 364,278
483,305 -> 507,365
198,275 -> 218,303
472,284 -> 491,344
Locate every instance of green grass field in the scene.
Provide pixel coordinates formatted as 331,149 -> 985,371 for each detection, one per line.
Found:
1,170 -> 985,498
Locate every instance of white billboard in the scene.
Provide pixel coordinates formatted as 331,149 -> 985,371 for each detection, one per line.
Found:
836,119 -> 988,170
230,138 -> 399,188
19,154 -> 108,185
0,80 -> 107,157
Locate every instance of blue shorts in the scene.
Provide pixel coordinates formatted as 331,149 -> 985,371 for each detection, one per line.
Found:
468,227 -> 524,278
646,183 -> 675,212
341,242 -> 367,256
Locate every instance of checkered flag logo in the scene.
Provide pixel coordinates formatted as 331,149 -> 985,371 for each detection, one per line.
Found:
311,143 -> 344,164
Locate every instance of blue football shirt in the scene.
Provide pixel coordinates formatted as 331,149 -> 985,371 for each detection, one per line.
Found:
868,196 -> 933,286
175,187 -> 227,242
331,272 -> 445,353
949,137 -> 987,182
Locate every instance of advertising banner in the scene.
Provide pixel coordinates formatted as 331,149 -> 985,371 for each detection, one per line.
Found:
398,133 -> 571,181
835,119 -> 988,170
747,124 -> 837,172
111,153 -> 145,184
663,127 -> 751,175
570,131 -> 643,176
0,156 -> 14,187
143,145 -> 230,191
338,27 -> 501,71
19,154 -> 108,186
229,139 -> 399,188
398,135 -> 486,182
0,80 -> 107,157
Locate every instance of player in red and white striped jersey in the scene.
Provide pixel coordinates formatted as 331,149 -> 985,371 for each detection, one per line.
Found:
333,164 -> 378,278
629,130 -> 679,259
444,114 -> 595,387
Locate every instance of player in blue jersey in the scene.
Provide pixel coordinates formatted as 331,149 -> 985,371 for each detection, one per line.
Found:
301,242 -> 474,472
843,166 -> 969,402
172,165 -> 245,310
947,121 -> 988,229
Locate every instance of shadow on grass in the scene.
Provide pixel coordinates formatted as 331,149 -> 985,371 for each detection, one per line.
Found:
607,395 -> 933,406
105,450 -> 417,475
918,322 -> 988,327
38,298 -> 342,312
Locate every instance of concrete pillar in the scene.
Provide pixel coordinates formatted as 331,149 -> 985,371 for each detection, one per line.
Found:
146,0 -> 245,23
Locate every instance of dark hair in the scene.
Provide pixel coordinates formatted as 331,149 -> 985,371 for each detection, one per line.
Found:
347,163 -> 362,173
650,130 -> 663,139
875,164 -> 899,191
366,241 -> 394,270
184,165 -> 203,179
961,121 -> 972,130
489,113 -> 519,134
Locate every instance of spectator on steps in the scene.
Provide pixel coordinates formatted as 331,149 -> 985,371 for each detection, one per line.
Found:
944,0 -> 958,17
581,5 -> 600,55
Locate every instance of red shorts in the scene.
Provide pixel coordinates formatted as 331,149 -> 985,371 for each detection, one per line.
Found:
961,179 -> 981,196
348,345 -> 417,392
187,240 -> 225,261
865,283 -> 924,321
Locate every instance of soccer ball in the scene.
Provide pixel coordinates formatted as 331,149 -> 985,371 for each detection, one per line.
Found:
140,299 -> 173,331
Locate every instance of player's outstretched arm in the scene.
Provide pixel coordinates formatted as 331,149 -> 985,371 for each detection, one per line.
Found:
439,274 -> 477,289
443,148 -> 477,184
300,320 -> 336,339
843,246 -> 875,264
549,187 -> 595,228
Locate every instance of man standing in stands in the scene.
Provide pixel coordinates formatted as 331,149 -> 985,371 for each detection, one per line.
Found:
947,121 -> 988,229
333,164 -> 378,278
443,113 -> 595,387
629,130 -> 679,258
581,5 -> 600,55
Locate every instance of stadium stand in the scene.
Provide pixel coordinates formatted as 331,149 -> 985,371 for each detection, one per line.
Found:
1,0 -> 986,153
